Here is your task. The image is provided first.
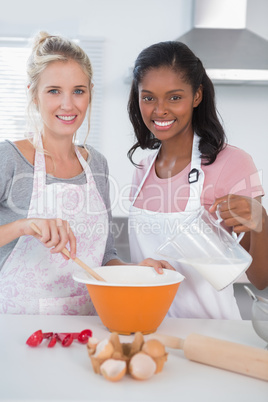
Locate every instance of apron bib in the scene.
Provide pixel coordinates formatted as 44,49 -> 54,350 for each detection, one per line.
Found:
129,134 -> 241,319
0,136 -> 108,315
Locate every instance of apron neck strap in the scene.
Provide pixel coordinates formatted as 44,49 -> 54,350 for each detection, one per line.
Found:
131,133 -> 204,210
185,133 -> 204,212
131,147 -> 159,204
33,134 -> 92,183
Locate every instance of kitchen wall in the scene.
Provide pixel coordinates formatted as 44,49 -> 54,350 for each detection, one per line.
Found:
214,0 -> 268,213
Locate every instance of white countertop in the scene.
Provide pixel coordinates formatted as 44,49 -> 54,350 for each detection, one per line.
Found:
0,315 -> 267,402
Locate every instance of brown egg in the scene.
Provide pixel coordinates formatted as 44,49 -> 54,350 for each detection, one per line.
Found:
142,338 -> 168,373
129,352 -> 157,380
142,339 -> 166,358
88,337 -> 100,348
100,359 -> 127,382
87,337 -> 100,354
93,338 -> 114,359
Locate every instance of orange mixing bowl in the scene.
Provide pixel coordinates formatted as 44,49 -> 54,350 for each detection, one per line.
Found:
73,265 -> 184,335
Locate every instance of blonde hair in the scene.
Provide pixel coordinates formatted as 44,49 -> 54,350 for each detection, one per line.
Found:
27,31 -> 93,148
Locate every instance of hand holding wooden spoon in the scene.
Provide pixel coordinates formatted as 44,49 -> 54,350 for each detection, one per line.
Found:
30,221 -> 105,282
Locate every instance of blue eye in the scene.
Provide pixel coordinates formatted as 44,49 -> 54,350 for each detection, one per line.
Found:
74,89 -> 84,94
49,89 -> 59,94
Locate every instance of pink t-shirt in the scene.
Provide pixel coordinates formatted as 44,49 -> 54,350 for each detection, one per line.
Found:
130,144 -> 264,212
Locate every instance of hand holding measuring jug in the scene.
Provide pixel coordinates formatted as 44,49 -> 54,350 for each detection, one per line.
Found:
210,194 -> 264,234
156,205 -> 252,291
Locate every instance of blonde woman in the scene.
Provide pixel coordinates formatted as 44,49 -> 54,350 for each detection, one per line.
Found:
0,32 -> 172,315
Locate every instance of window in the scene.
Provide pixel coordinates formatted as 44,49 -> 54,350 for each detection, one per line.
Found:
0,37 -> 104,150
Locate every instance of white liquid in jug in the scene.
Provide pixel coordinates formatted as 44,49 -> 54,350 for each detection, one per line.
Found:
177,258 -> 249,291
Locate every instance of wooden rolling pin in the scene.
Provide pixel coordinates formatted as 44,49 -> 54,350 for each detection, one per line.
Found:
30,222 -> 105,282
149,333 -> 268,381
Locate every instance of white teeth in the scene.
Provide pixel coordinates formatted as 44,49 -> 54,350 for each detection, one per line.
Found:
57,115 -> 76,121
154,120 -> 175,127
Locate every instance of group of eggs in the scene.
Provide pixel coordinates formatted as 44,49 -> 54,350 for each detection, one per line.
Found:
87,331 -> 168,381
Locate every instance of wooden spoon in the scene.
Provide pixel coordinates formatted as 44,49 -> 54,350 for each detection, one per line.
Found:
30,222 -> 106,282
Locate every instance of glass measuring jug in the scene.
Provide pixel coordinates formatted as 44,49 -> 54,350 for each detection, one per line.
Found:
156,206 -> 252,291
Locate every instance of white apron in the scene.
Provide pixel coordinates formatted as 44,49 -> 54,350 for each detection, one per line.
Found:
0,137 -> 108,315
129,134 -> 241,319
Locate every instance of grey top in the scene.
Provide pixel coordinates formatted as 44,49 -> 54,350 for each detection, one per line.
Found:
0,140 -> 118,269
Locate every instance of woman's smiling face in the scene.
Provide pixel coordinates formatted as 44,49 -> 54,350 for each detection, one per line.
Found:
138,66 -> 202,142
35,59 -> 91,139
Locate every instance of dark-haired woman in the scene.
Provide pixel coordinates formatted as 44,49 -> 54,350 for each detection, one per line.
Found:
128,41 -> 268,319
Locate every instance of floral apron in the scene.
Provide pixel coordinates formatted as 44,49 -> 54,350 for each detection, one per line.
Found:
0,137 -> 108,314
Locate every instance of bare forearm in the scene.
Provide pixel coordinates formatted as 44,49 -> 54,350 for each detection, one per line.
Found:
0,218 -> 77,258
0,219 -> 27,247
210,195 -> 268,289
246,206 -> 268,289
105,258 -> 128,266
104,258 -> 175,274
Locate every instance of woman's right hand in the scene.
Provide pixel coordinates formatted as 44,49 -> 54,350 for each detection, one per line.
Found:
22,218 -> 76,259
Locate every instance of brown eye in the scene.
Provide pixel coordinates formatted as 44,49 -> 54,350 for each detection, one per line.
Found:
143,96 -> 153,101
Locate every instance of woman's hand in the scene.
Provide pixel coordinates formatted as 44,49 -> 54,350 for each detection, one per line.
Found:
22,218 -> 76,259
209,194 -> 264,234
105,258 -> 175,274
210,194 -> 268,289
138,258 -> 175,274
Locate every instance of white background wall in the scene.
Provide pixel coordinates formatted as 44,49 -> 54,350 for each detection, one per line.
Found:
0,0 -> 267,216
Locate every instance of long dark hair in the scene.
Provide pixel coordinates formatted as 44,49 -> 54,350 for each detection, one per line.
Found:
127,41 -> 226,166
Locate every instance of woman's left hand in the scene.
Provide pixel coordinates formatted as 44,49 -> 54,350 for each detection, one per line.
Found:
209,194 -> 263,233
138,258 -> 175,274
